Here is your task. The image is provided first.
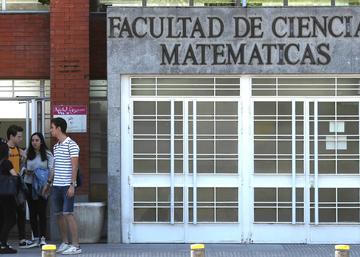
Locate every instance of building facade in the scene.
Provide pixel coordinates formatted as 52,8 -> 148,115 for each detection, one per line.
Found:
1,0 -> 360,244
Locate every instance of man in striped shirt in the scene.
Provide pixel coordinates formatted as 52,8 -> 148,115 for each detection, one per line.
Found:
48,117 -> 81,255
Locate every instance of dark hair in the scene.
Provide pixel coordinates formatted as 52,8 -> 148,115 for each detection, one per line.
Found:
7,125 -> 24,140
0,141 -> 9,161
27,132 -> 49,162
51,117 -> 67,133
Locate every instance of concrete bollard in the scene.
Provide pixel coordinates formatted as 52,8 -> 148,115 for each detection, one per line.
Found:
335,245 -> 350,257
191,244 -> 205,257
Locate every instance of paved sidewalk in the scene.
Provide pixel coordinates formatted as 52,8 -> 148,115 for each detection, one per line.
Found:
4,243 -> 360,257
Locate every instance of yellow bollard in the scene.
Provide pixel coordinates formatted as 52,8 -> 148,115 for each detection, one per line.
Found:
42,244 -> 57,257
191,244 -> 205,257
335,245 -> 350,257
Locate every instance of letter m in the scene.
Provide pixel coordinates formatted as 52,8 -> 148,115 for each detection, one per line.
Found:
160,44 -> 180,65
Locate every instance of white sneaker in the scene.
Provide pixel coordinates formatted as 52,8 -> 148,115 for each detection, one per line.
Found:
62,245 -> 82,255
56,242 -> 71,253
39,237 -> 47,247
19,239 -> 38,249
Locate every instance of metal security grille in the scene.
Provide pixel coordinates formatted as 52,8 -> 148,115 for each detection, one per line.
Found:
131,77 -> 240,97
189,101 -> 239,174
310,102 -> 360,174
133,100 -> 239,174
130,76 -> 241,233
134,187 -> 184,223
254,187 -> 304,223
252,77 -> 360,97
133,101 -> 184,174
133,187 -> 238,223
188,187 -> 238,223
310,188 -> 360,223
254,101 -> 304,174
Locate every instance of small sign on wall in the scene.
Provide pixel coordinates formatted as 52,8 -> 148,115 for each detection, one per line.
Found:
52,105 -> 87,133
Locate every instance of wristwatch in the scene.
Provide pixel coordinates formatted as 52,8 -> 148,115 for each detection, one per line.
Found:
70,181 -> 77,187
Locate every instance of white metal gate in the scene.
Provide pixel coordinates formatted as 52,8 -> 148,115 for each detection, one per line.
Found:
121,76 -> 360,243
128,99 -> 242,243
252,99 -> 360,243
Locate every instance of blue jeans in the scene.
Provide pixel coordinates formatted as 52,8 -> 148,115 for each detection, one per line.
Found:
52,186 -> 74,215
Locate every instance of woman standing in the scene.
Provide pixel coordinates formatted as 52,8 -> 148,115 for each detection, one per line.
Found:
0,141 -> 18,254
24,132 -> 54,247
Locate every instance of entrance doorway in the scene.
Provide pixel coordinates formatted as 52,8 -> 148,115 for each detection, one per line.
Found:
0,98 -> 51,147
121,76 -> 360,243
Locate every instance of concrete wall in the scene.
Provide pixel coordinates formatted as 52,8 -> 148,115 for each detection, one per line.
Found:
107,7 -> 360,75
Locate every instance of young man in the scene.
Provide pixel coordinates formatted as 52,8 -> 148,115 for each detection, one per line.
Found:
6,125 -> 33,248
47,117 -> 81,255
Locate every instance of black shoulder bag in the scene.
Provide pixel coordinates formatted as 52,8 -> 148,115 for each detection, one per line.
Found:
0,160 -> 18,196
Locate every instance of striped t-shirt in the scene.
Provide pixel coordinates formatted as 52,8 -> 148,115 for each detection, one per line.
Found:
53,137 -> 80,186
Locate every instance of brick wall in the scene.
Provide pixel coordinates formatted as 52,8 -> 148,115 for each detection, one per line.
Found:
0,13 -> 106,80
0,8 -> 107,196
0,13 -> 50,79
50,0 -> 90,195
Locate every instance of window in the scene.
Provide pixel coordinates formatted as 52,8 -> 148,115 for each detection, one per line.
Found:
89,80 -> 108,202
189,187 -> 238,222
288,0 -> 331,6
311,188 -> 360,223
254,101 -> 304,174
252,77 -> 360,97
194,0 -> 236,6
0,80 -> 50,98
99,0 -> 237,6
189,101 -> 239,174
96,0 -> 360,7
1,0 -> 49,11
247,0 -> 283,6
254,187 -> 304,223
133,101 -> 184,174
134,187 -> 183,222
336,0 -> 360,5
99,0 -> 142,6
131,77 -> 241,97
147,0 -> 189,6
309,102 -> 360,174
